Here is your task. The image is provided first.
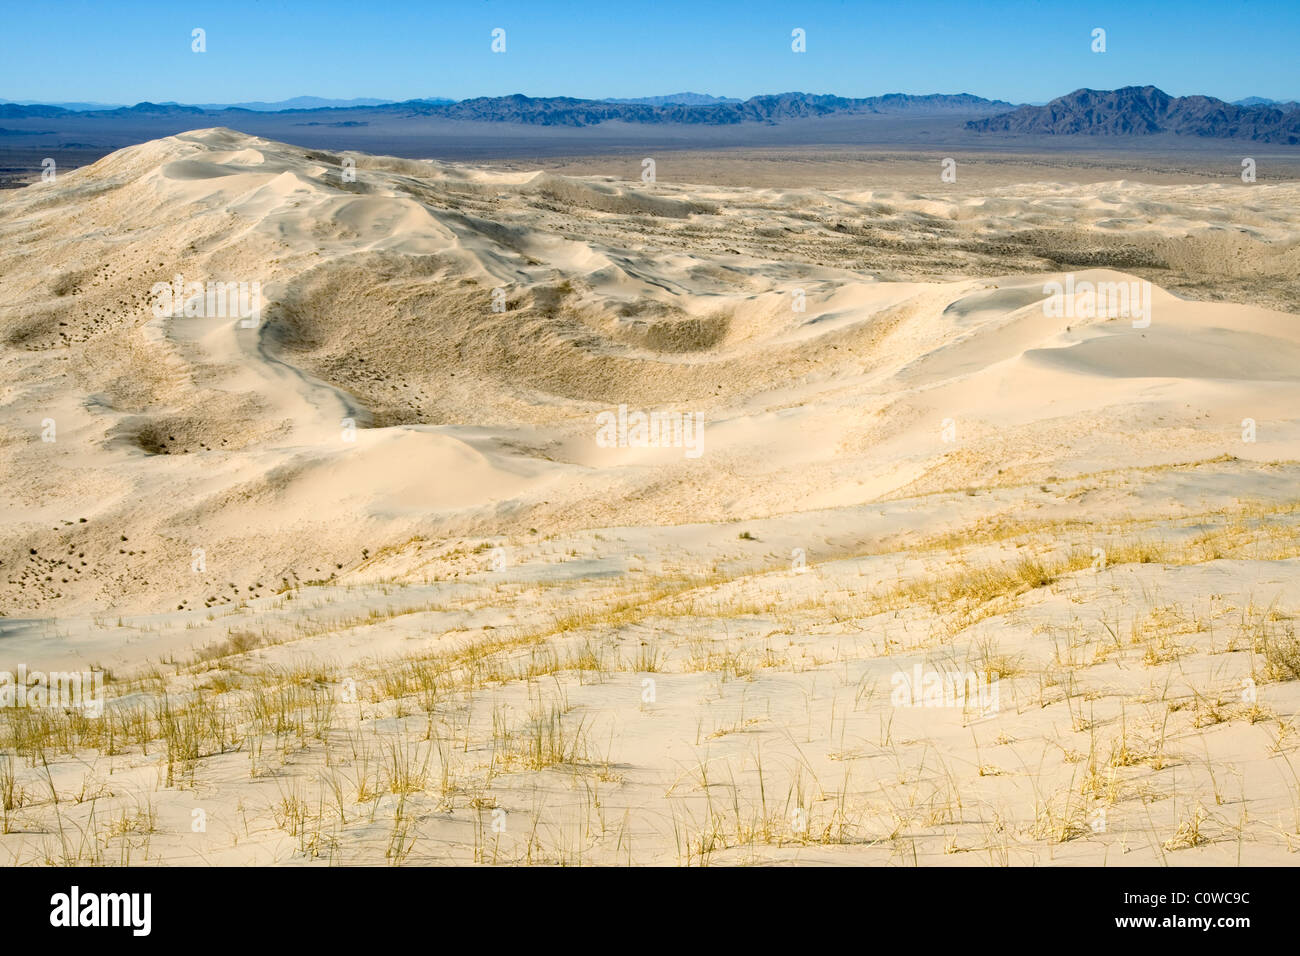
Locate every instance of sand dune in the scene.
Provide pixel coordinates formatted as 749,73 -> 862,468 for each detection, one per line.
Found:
1,130 -> 1299,865
2,128 -> 1298,616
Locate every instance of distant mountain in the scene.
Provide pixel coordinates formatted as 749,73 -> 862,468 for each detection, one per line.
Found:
1233,96 -> 1300,111
860,93 -> 1017,113
0,101 -> 210,118
0,91 -> 1014,127
603,93 -> 743,106
96,102 -> 211,117
192,96 -> 403,111
0,100 -> 124,111
967,86 -> 1300,143
0,103 -> 72,119
0,96 -> 435,116
385,91 -> 1015,126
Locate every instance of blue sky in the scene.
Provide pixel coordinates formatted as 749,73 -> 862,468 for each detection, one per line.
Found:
2,0 -> 1297,105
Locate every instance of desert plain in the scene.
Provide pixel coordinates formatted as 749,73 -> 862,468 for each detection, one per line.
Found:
1,128 -> 1299,864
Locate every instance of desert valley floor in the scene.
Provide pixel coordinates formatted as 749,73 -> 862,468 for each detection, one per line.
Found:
1,129 -> 1299,864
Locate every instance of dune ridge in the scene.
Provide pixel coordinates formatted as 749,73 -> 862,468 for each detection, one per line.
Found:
0,129 -> 1298,618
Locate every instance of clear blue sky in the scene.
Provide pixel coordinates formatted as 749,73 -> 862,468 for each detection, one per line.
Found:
2,0 -> 1296,105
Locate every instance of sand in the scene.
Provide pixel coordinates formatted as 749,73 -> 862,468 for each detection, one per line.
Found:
0,128 -> 1298,865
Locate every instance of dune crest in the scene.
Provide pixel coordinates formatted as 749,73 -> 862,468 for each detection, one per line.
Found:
0,129 -> 1298,616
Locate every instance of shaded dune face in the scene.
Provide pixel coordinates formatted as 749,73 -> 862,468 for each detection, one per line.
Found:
0,127 -> 1298,615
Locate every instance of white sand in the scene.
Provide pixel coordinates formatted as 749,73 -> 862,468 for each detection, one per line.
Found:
1,129 -> 1298,865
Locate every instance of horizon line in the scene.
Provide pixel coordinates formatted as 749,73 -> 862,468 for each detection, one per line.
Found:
7,86 -> 1300,113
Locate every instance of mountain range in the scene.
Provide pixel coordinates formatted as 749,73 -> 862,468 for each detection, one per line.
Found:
3,88 -> 1300,142
602,93 -> 743,106
0,96 -> 406,112
0,92 -> 1014,125
968,86 -> 1300,143
1233,97 -> 1300,110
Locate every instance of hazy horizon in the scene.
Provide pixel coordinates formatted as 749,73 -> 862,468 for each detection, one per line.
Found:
4,87 -> 1299,112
